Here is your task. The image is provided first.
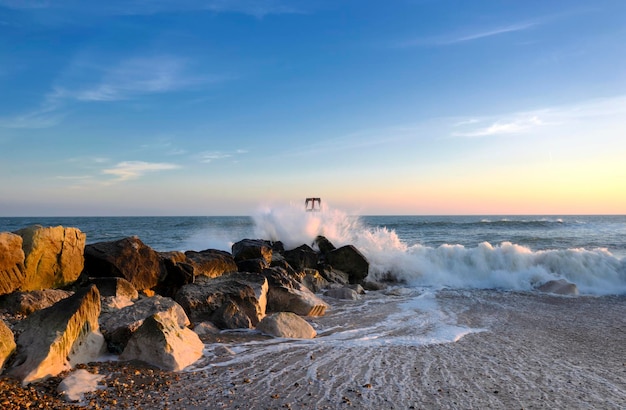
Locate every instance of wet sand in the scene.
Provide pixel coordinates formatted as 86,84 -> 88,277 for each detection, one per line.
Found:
2,290 -> 625,409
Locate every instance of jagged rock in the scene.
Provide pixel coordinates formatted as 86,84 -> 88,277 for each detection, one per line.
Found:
212,299 -> 251,329
193,321 -> 221,336
0,319 -> 16,372
324,287 -> 360,300
89,277 -> 138,299
235,258 -> 269,274
14,225 -> 86,291
263,267 -> 328,316
57,369 -> 105,402
301,269 -> 329,293
537,279 -> 579,295
83,236 -> 163,291
327,245 -> 369,284
283,244 -> 319,270
120,312 -> 204,371
156,251 -> 194,297
9,285 -> 101,385
318,265 -> 349,285
175,273 -> 268,329
0,232 -> 26,296
256,312 -> 317,339
314,235 -> 336,255
0,289 -> 73,315
232,239 -> 273,264
99,295 -> 190,354
348,284 -> 365,294
184,249 -> 238,278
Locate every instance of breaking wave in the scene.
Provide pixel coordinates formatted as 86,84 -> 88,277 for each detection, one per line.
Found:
252,204 -> 626,295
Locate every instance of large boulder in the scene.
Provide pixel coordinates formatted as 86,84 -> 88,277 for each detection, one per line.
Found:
99,295 -> 190,354
327,245 -> 369,284
263,267 -> 328,316
301,269 -> 329,293
184,249 -> 238,278
256,312 -> 317,339
120,312 -> 204,371
283,244 -> 319,270
175,273 -> 268,329
232,239 -> 273,265
536,279 -> 579,295
0,232 -> 26,296
0,289 -> 73,316
314,235 -> 336,255
9,285 -> 102,384
324,287 -> 360,300
14,225 -> 86,291
83,236 -> 163,291
0,319 -> 16,372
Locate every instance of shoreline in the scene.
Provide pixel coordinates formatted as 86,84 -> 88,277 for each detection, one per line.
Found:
2,289 -> 624,409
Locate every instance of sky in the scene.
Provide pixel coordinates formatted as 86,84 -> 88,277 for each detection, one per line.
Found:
1,0 -> 625,216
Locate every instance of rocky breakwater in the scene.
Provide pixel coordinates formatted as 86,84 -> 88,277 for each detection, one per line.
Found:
0,225 -> 373,403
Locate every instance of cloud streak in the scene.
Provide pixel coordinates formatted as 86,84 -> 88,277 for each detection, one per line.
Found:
102,161 -> 180,182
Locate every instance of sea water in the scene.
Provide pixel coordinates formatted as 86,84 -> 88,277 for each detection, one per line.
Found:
1,206 -> 625,296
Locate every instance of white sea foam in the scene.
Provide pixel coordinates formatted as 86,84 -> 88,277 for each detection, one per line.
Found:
252,204 -> 626,295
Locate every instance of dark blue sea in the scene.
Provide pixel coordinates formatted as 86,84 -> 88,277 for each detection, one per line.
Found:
2,208 -> 625,295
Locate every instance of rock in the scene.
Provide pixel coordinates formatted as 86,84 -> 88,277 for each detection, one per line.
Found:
156,251 -> 194,297
324,287 -> 359,300
318,265 -> 349,285
83,236 -> 163,291
212,299 -> 251,329
256,312 -> 317,339
263,267 -> 329,316
314,235 -> 336,254
120,312 -> 204,371
14,225 -> 86,291
537,279 -> 579,295
235,258 -> 269,274
175,273 -> 268,329
184,249 -> 238,278
193,321 -> 221,336
99,295 -> 190,354
348,284 -> 365,294
57,369 -> 105,402
0,289 -> 74,315
0,319 -> 16,372
283,244 -> 319,270
232,239 -> 273,264
0,232 -> 26,296
363,281 -> 387,291
327,245 -> 369,284
89,277 -> 138,300
9,285 -> 101,385
301,269 -> 329,293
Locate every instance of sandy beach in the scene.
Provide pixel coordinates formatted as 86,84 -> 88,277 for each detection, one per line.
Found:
2,289 -> 624,409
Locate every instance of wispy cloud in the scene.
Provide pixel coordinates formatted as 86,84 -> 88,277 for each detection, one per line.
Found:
452,116 -> 543,137
102,161 -> 180,182
450,95 -> 626,138
197,149 -> 249,163
55,56 -> 205,102
397,20 -> 539,48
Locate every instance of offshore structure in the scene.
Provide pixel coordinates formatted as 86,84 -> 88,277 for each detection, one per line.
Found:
305,197 -> 321,212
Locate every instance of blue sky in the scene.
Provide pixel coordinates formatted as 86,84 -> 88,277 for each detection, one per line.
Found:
1,0 -> 625,216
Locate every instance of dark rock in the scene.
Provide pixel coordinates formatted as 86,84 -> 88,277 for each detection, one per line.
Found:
89,277 -> 138,299
314,235 -> 336,255
0,289 -> 74,316
262,267 -> 328,316
156,251 -> 195,297
231,239 -> 273,264
536,279 -> 579,295
283,244 -> 319,270
301,269 -> 329,293
236,258 -> 269,274
318,265 -> 349,285
83,236 -> 164,291
184,249 -> 237,278
0,232 -> 26,296
174,273 -> 268,329
327,245 -> 369,284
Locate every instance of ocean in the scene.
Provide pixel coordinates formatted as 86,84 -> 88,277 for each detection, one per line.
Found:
1,206 -> 625,296
2,207 -> 625,408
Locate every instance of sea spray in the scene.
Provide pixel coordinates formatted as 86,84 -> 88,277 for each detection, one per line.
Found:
251,204 -> 626,295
